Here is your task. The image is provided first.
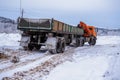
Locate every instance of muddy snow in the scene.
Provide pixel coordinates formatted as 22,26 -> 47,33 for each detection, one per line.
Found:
0,33 -> 120,80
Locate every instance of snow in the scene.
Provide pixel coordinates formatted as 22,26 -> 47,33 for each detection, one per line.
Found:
0,52 -> 44,70
0,62 -> 12,70
0,55 -> 54,79
0,33 -> 120,80
96,36 -> 120,45
45,36 -> 120,80
104,53 -> 120,80
0,22 -> 17,33
46,56 -> 109,80
0,33 -> 21,49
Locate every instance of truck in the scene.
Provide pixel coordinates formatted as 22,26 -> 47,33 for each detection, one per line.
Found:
17,17 -> 97,54
77,21 -> 97,46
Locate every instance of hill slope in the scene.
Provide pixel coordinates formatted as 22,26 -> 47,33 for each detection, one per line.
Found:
0,17 -> 17,33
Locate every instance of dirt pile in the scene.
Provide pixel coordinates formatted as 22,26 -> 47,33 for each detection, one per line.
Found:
0,52 -> 9,59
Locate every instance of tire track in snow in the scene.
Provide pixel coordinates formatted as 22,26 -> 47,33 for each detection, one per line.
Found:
0,51 -> 50,73
1,45 -> 92,80
2,46 -> 77,79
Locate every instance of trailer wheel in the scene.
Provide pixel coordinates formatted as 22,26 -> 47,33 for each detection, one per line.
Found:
28,44 -> 34,51
56,38 -> 66,53
35,45 -> 41,50
75,38 -> 80,47
56,42 -> 61,53
23,46 -> 28,50
80,39 -> 84,46
66,39 -> 72,45
61,40 -> 66,53
56,38 -> 61,53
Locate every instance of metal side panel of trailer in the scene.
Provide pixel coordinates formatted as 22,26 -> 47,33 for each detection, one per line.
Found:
52,19 -> 84,35
17,17 -> 84,35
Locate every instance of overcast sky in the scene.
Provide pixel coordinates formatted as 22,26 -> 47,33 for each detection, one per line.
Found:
0,0 -> 120,28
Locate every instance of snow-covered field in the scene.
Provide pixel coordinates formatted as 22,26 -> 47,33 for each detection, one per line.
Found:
0,33 -> 120,80
45,36 -> 120,80
0,33 -> 21,50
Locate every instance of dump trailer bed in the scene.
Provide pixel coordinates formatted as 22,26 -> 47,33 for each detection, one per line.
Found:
17,17 -> 84,35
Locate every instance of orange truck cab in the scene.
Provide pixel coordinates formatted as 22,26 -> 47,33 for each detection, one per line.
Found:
78,21 -> 97,37
78,21 -> 97,45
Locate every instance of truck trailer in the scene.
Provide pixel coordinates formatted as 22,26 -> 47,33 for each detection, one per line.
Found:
17,17 -> 97,54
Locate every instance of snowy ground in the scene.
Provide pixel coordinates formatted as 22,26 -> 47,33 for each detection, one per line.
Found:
0,33 -> 21,50
0,33 -> 120,80
45,36 -> 120,80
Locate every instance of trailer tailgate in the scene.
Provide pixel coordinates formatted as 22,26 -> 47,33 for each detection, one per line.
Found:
18,18 -> 52,31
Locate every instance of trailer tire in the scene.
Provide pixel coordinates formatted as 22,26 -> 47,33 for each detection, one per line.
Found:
61,40 -> 66,53
66,39 -> 72,45
80,39 -> 84,46
56,38 -> 66,53
28,44 -> 34,51
23,46 -> 28,50
56,38 -> 61,53
76,38 -> 80,47
35,45 -> 41,50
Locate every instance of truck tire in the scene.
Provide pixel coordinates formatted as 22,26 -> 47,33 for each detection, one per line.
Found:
61,40 -> 66,53
91,38 -> 96,45
56,38 -> 61,53
66,38 -> 72,45
28,44 -> 34,51
75,38 -> 80,47
23,46 -> 28,50
88,37 -> 96,45
35,45 -> 41,50
80,39 -> 84,46
56,38 -> 66,53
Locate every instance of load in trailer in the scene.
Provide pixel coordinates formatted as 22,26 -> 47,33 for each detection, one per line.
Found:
17,17 -> 97,53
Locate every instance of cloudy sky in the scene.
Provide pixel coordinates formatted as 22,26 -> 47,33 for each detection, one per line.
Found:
0,0 -> 120,28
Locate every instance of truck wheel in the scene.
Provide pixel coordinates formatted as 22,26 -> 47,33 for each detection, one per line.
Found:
35,45 -> 41,50
88,38 -> 96,45
61,40 -> 66,53
91,38 -> 96,45
88,38 -> 92,45
56,38 -> 66,53
28,44 -> 34,51
80,39 -> 84,46
23,46 -> 28,50
56,38 -> 61,53
66,39 -> 72,45
56,42 -> 61,53
76,38 -> 80,47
